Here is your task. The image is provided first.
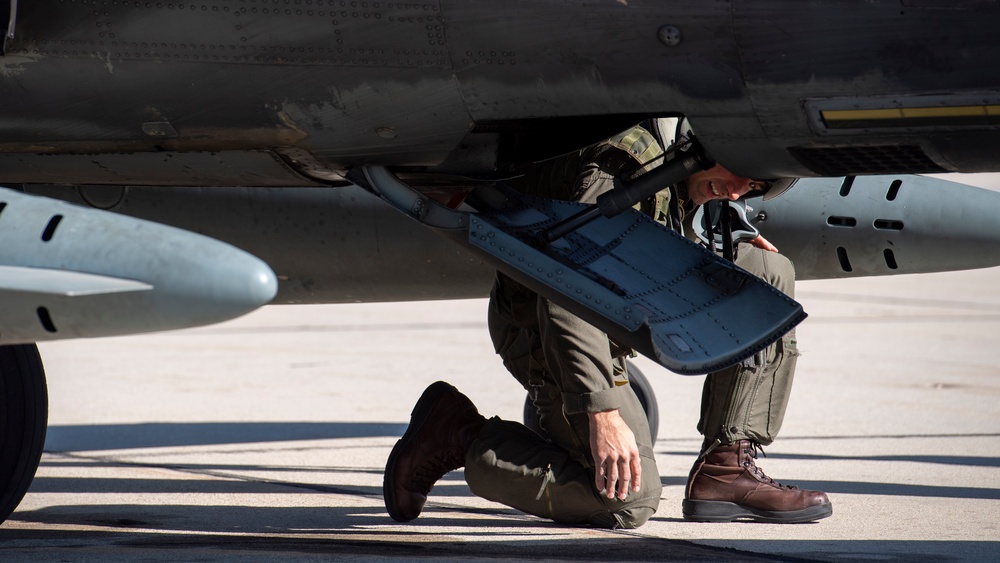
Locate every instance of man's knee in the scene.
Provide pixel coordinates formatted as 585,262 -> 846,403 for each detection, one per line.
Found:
611,505 -> 657,529
736,246 -> 795,296
599,456 -> 662,529
571,502 -> 656,529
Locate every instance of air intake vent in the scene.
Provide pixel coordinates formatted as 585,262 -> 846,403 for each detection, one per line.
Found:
789,145 -> 945,176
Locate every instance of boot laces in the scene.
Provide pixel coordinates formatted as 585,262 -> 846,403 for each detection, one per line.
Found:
410,447 -> 465,494
742,441 -> 795,490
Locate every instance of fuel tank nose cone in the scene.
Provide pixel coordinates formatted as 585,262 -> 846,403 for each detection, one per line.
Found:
226,255 -> 279,313
0,187 -> 282,343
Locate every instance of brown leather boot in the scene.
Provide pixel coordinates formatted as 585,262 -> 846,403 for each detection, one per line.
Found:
683,440 -> 832,523
383,381 -> 487,522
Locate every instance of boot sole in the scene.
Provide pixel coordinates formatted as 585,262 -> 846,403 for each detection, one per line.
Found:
682,499 -> 833,523
383,381 -> 458,522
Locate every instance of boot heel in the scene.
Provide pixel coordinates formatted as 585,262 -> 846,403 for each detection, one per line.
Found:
682,499 -> 746,522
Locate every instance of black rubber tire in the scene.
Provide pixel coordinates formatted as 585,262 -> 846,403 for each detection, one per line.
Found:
522,360 -> 659,443
0,344 -> 48,525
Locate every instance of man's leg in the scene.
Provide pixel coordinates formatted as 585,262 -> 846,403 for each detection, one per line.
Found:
466,286 -> 660,528
386,279 -> 660,528
389,371 -> 658,530
697,246 -> 798,447
465,409 -> 660,529
685,246 -> 831,523
383,381 -> 487,522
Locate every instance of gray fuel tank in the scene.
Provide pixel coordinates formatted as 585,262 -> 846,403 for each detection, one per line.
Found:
747,175 -> 1000,280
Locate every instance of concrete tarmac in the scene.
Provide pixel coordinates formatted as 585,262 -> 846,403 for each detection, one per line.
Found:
0,263 -> 997,562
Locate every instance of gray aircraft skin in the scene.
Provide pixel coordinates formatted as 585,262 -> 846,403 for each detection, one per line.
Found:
3,0 -> 1000,526
3,1 -> 1000,184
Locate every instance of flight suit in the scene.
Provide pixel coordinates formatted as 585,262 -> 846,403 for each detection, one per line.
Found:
464,123 -> 798,527
697,246 -> 799,448
465,129 -> 664,529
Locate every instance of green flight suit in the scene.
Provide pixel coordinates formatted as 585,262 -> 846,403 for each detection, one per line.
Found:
464,123 -> 798,528
697,245 -> 799,448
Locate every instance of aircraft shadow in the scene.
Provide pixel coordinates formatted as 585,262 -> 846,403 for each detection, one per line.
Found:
660,454 -> 1000,500
26,467 -> 472,498
40,423 -> 1000,501
762,451 -> 1000,468
659,447 -> 1000,469
0,504 -> 761,561
28,455 -> 999,504
3,504 -> 995,562
45,421 -> 410,452
772,479 -> 1000,500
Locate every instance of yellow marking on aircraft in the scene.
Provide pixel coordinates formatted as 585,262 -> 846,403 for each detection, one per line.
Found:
822,105 -> 1000,122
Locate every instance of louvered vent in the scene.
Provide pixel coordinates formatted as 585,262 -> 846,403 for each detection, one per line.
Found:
789,145 -> 945,176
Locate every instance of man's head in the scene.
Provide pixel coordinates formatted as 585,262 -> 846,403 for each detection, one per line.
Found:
684,163 -> 796,205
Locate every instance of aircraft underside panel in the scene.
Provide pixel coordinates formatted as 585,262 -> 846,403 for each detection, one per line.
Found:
0,151 -> 320,187
467,189 -> 806,375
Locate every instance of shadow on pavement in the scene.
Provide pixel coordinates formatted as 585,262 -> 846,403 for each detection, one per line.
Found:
1,504 -> 782,562
764,450 -> 1000,469
3,505 -> 996,562
45,422 -> 409,452
25,467 -> 471,498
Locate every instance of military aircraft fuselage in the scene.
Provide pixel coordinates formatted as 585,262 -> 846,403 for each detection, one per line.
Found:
2,0 -> 1000,188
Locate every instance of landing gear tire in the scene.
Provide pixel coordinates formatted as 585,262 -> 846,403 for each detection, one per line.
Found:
0,344 -> 48,525
522,360 -> 659,443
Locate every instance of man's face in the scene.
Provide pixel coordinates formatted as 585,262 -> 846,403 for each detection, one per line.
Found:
685,164 -> 765,206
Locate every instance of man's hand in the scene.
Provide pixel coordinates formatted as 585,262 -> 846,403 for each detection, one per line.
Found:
588,409 -> 641,499
749,235 -> 779,253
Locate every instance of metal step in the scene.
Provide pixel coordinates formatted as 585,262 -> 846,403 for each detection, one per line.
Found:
468,185 -> 805,374
354,166 -> 805,375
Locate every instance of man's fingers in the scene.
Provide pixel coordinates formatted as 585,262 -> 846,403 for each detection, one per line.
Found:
750,235 -> 779,252
596,457 -> 643,499
617,459 -> 631,498
604,462 -> 620,499
630,456 -> 642,492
